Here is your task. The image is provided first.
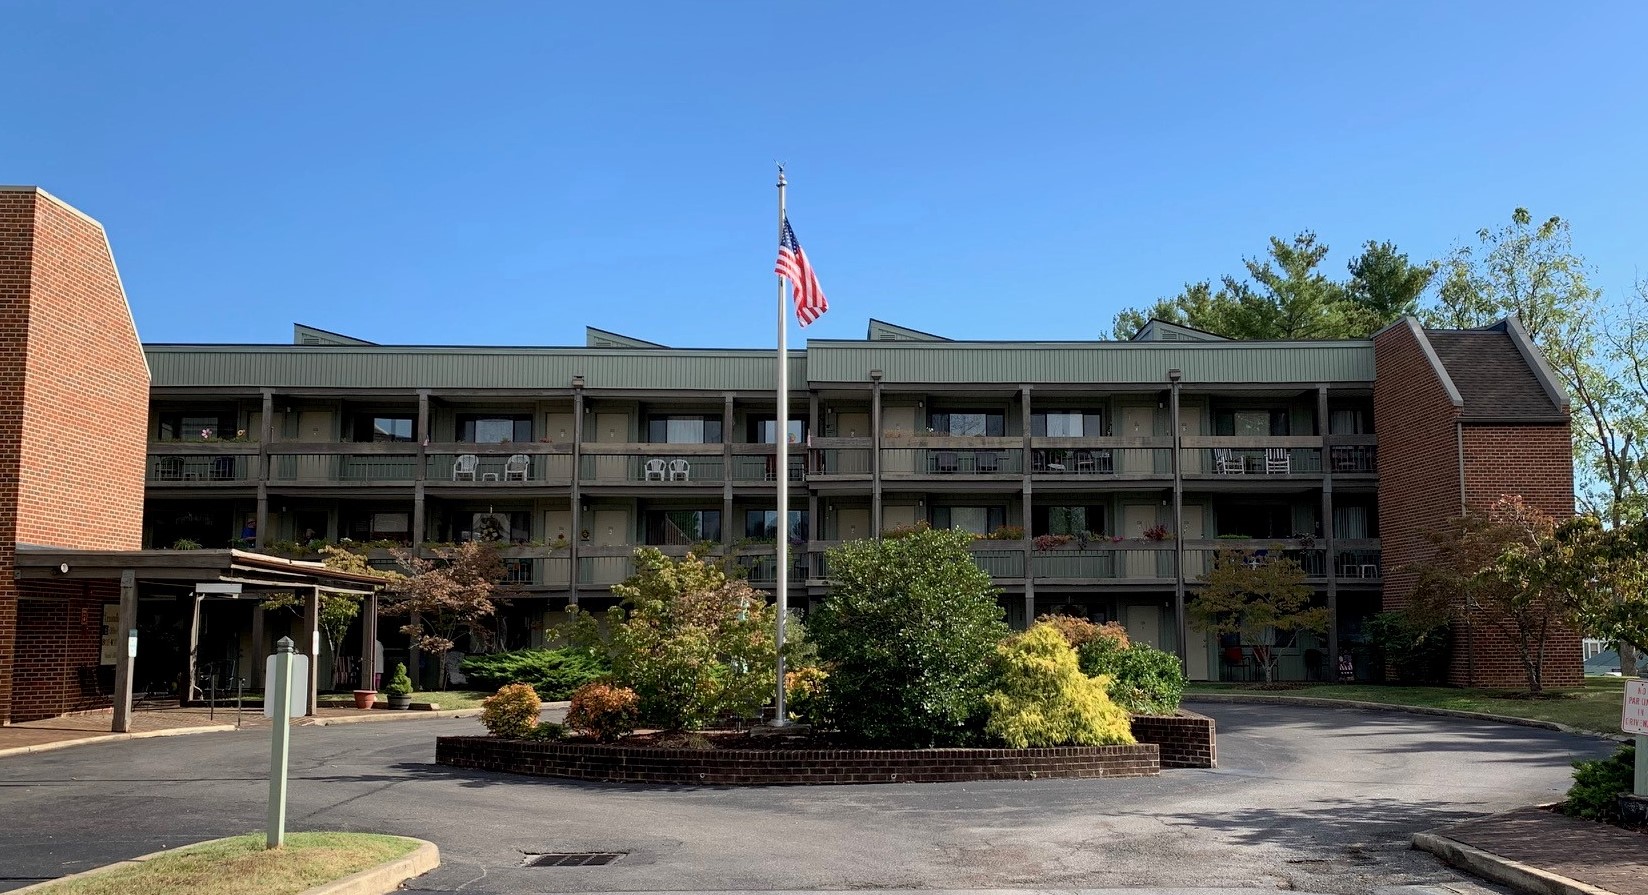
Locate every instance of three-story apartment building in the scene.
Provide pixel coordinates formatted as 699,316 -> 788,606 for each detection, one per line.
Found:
141,316 -> 1579,688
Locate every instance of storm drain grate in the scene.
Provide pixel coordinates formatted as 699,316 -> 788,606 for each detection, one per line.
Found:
526,852 -> 626,867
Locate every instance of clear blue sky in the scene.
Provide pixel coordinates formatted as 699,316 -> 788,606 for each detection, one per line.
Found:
7,2 -> 1648,347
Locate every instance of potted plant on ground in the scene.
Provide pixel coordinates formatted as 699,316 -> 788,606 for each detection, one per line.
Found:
384,662 -> 414,710
351,688 -> 377,710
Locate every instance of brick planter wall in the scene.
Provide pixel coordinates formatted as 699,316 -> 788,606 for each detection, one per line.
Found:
1130,711 -> 1216,768
436,737 -> 1160,785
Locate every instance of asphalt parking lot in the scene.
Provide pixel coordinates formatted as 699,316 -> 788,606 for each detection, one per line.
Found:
0,702 -> 1611,894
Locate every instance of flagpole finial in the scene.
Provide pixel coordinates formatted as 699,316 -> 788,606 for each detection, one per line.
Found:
776,163 -> 786,188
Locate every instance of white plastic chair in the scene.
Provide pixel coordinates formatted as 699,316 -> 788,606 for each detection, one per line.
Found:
644,458 -> 667,482
452,454 -> 479,481
1214,448 -> 1245,475
503,454 -> 530,482
1265,448 -> 1291,475
668,458 -> 691,481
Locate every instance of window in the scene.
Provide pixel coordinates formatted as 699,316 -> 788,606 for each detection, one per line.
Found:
748,417 -> 805,444
341,510 -> 415,543
1214,409 -> 1290,437
647,416 -> 723,444
1329,409 -> 1367,435
1034,505 -> 1104,536
1215,501 -> 1301,538
645,509 -> 722,545
929,411 -> 1005,437
354,415 -> 415,443
158,412 -> 235,441
931,505 -> 1006,535
744,509 -> 809,543
1030,411 -> 1103,437
458,414 -> 531,443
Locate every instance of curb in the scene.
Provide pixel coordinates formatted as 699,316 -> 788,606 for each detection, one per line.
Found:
304,708 -> 481,727
5,836 -> 439,895
1185,694 -> 1627,739
1412,831 -> 1618,895
0,723 -> 237,760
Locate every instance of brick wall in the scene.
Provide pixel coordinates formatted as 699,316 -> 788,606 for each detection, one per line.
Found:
1130,711 -> 1216,768
1453,424 -> 1581,688
1373,321 -> 1463,612
0,187 -> 149,723
436,737 -> 1162,785
9,580 -> 118,722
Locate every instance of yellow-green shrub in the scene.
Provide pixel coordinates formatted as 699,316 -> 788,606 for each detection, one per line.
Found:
985,623 -> 1135,748
784,666 -> 829,724
480,683 -> 542,738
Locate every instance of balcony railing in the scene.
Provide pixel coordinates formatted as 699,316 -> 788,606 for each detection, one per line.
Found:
1032,545 -> 1175,580
730,454 -> 806,483
881,448 -> 1025,476
577,554 -> 635,585
1335,546 -> 1382,580
426,452 -> 574,483
267,453 -> 418,484
579,454 -> 725,484
1181,443 -> 1323,476
146,454 -> 254,483
811,447 -> 873,476
1328,443 -> 1378,474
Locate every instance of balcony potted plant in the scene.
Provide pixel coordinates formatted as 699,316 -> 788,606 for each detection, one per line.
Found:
384,662 -> 414,710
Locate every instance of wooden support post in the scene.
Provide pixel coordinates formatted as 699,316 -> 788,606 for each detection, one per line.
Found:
186,594 -> 205,704
250,603 -> 266,689
303,586 -> 320,716
360,590 -> 379,692
111,571 -> 137,733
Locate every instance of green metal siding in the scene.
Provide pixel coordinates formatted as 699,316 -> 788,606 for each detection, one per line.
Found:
146,347 -> 809,391
805,342 -> 1374,384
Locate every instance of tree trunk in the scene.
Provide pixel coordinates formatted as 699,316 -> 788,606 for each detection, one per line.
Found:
1621,643 -> 1639,678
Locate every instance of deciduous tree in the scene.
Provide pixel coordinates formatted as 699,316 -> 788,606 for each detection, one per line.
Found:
382,541 -> 510,689
1188,550 -> 1328,683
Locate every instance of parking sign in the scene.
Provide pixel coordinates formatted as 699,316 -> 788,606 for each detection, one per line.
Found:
1624,679 -> 1648,735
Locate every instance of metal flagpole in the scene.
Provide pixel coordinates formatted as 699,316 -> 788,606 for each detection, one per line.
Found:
773,164 -> 790,726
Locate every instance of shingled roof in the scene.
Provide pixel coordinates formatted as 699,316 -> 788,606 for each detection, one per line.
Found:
1425,328 -> 1567,422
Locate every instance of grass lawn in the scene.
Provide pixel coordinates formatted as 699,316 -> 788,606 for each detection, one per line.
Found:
30,832 -> 420,895
1186,676 -> 1629,734
316,689 -> 493,710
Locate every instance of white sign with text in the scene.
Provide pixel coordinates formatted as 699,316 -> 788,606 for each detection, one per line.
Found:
1624,679 -> 1648,735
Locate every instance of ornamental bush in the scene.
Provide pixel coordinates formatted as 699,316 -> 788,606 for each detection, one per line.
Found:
570,548 -> 799,730
1077,637 -> 1186,715
459,647 -> 608,700
384,662 -> 414,698
784,666 -> 829,725
1562,742 -> 1636,822
1365,610 -> 1451,684
984,623 -> 1135,748
1038,614 -> 1129,650
565,682 -> 640,743
479,683 -> 542,738
809,527 -> 1008,746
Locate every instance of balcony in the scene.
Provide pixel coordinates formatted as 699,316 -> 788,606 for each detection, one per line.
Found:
579,445 -> 724,485
146,453 -> 254,484
1029,439 -> 1173,479
426,451 -> 574,485
808,439 -> 873,478
729,445 -> 807,484
880,440 -> 1023,479
267,452 -> 419,484
1180,437 -> 1323,479
1031,543 -> 1176,581
1327,438 -> 1378,475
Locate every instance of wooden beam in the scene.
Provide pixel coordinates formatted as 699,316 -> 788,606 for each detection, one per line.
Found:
303,586 -> 320,716
186,594 -> 205,704
361,589 -> 378,692
111,571 -> 137,733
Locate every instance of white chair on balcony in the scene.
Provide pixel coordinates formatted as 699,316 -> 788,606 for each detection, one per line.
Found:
1265,448 -> 1291,475
644,458 -> 667,481
453,454 -> 479,481
1214,448 -> 1245,475
503,454 -> 530,482
668,458 -> 691,482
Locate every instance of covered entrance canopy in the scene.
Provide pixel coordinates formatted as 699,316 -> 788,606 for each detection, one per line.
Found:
14,547 -> 388,731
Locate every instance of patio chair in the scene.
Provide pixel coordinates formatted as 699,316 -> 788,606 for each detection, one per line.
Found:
644,458 -> 667,481
1265,448 -> 1291,475
934,451 -> 960,473
1214,448 -> 1245,475
1074,450 -> 1097,473
668,458 -> 691,481
502,454 -> 530,482
975,451 -> 999,474
452,454 -> 479,481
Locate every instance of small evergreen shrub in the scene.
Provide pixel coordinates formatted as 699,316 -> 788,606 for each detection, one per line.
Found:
480,683 -> 542,738
384,662 -> 414,698
523,721 -> 567,741
984,623 -> 1135,748
784,666 -> 829,724
459,648 -> 608,699
566,682 -> 640,742
1562,742 -> 1636,822
1078,639 -> 1186,715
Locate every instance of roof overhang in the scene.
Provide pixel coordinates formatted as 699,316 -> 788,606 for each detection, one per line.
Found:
14,546 -> 388,593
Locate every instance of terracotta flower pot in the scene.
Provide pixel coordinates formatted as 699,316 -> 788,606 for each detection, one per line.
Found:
352,690 -> 377,710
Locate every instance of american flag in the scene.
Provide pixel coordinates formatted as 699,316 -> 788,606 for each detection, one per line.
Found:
775,217 -> 828,326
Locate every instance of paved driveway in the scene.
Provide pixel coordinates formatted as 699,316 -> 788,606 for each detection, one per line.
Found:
0,703 -> 1612,894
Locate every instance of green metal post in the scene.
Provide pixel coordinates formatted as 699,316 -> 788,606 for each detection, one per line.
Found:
267,636 -> 294,849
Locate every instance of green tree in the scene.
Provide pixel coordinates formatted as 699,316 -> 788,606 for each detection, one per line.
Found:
1188,550 -> 1328,683
1115,234 -> 1432,340
1538,516 -> 1648,662
260,544 -> 400,668
809,527 -> 1008,746
569,548 -> 790,730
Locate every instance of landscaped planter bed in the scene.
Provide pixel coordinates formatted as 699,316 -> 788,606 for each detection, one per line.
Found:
435,713 -> 1214,784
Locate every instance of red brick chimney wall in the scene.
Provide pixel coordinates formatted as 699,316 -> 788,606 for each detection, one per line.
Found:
0,187 -> 149,723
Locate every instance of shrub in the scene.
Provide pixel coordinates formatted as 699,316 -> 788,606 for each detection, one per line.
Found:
565,682 -> 640,743
1562,742 -> 1636,822
1365,610 -> 1451,683
1037,614 -> 1129,650
984,623 -> 1135,748
810,527 -> 1008,746
572,549 -> 798,730
1090,643 -> 1187,714
523,721 -> 567,742
384,662 -> 413,698
459,648 -> 608,700
784,666 -> 829,724
480,683 -> 542,738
